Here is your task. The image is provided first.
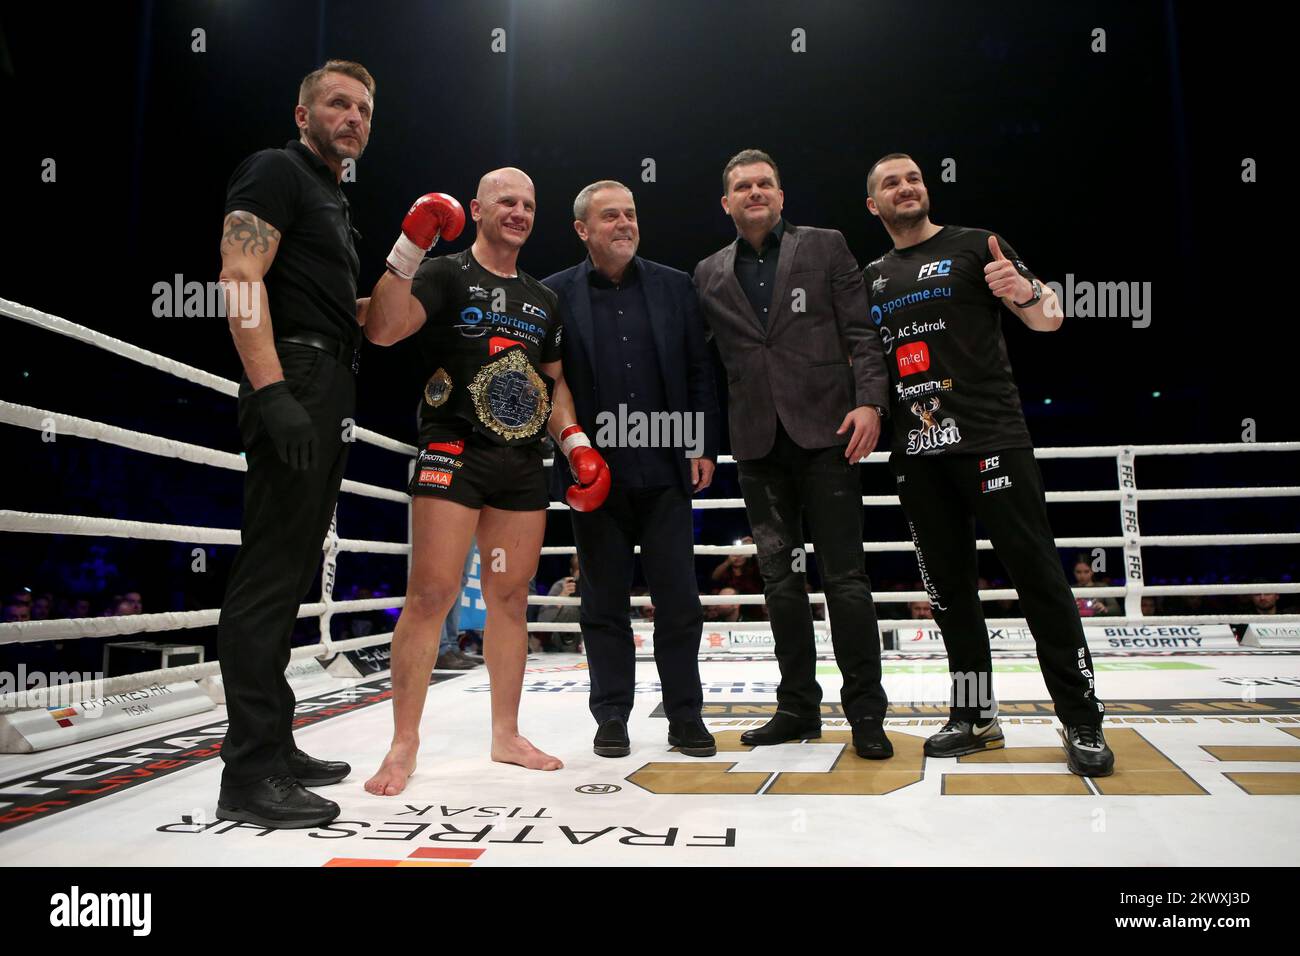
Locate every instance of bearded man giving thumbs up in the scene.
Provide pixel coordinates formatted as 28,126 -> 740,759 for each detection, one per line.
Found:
861,152 -> 1114,778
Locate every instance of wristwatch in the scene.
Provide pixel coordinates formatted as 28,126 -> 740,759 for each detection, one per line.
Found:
1014,278 -> 1043,309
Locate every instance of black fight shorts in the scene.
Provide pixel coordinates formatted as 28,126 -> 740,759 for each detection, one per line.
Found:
408,434 -> 549,511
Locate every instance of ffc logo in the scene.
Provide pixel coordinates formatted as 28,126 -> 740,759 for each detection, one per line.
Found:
979,456 -> 1000,472
896,341 -> 930,377
917,259 -> 952,280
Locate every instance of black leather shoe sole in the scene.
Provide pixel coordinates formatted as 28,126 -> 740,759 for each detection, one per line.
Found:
593,742 -> 631,758
215,803 -> 338,829
668,735 -> 717,757
741,726 -> 821,746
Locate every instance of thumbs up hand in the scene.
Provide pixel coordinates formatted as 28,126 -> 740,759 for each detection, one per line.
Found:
984,234 -> 1033,302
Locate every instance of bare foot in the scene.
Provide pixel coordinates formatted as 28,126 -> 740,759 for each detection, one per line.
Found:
364,742 -> 418,796
491,734 -> 563,771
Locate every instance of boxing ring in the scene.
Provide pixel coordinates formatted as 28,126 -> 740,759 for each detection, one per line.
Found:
2,297 -> 1299,866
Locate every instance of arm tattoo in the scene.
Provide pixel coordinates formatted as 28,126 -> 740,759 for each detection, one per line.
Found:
221,212 -> 281,256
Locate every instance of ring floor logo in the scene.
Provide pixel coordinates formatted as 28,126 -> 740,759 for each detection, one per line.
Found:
624,718 -> 1300,797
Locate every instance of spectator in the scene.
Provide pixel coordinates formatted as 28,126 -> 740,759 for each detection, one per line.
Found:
122,591 -> 143,614
57,596 -> 92,620
1073,556 -> 1120,617
1251,591 -> 1282,615
2,602 -> 30,623
30,593 -> 54,620
1140,595 -> 1159,617
538,555 -> 583,653
909,599 -> 934,620
712,536 -> 764,596
707,587 -> 742,623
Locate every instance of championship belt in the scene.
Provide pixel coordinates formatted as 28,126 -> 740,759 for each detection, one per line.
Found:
466,347 -> 551,442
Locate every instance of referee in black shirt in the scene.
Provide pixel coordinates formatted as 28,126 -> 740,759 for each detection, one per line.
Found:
215,60 -> 375,828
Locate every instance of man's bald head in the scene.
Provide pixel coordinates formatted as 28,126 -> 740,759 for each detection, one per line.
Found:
477,167 -> 534,202
471,166 -> 537,250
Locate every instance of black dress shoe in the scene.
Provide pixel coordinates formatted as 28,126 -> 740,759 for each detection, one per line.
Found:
593,717 -> 630,758
740,712 -> 821,746
851,716 -> 894,759
668,718 -> 717,757
287,748 -> 351,786
217,774 -> 340,829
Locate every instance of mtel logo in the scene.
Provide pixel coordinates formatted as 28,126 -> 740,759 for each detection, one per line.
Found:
489,336 -> 523,355
918,259 -> 952,280
896,341 -> 931,377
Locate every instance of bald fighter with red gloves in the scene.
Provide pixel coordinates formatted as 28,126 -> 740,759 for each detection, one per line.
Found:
363,167 -> 607,795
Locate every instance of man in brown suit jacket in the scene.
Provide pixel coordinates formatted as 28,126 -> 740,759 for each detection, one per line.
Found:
693,149 -> 893,759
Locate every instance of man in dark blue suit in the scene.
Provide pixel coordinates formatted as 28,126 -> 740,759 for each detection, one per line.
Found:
543,180 -> 721,759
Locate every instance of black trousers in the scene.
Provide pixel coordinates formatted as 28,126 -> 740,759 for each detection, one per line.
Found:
571,484 -> 704,724
736,422 -> 888,722
218,343 -> 356,787
892,447 -> 1105,726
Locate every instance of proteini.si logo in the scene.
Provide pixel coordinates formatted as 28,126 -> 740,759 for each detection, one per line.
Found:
49,886 -> 151,936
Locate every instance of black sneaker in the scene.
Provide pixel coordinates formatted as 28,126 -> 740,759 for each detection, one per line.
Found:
924,716 -> 1004,757
668,718 -> 717,757
216,773 -> 340,829
593,717 -> 630,758
850,716 -> 894,759
1062,723 -> 1115,777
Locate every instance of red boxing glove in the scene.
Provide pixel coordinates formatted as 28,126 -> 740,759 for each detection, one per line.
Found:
386,192 -> 466,279
559,425 -> 610,512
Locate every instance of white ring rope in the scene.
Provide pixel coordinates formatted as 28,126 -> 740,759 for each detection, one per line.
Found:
0,297 -> 414,457
0,401 -> 409,504
532,614 -> 1300,633
0,597 -> 403,644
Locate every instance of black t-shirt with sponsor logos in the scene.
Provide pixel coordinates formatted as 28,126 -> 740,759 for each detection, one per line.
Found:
410,248 -> 563,445
863,225 -> 1037,457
